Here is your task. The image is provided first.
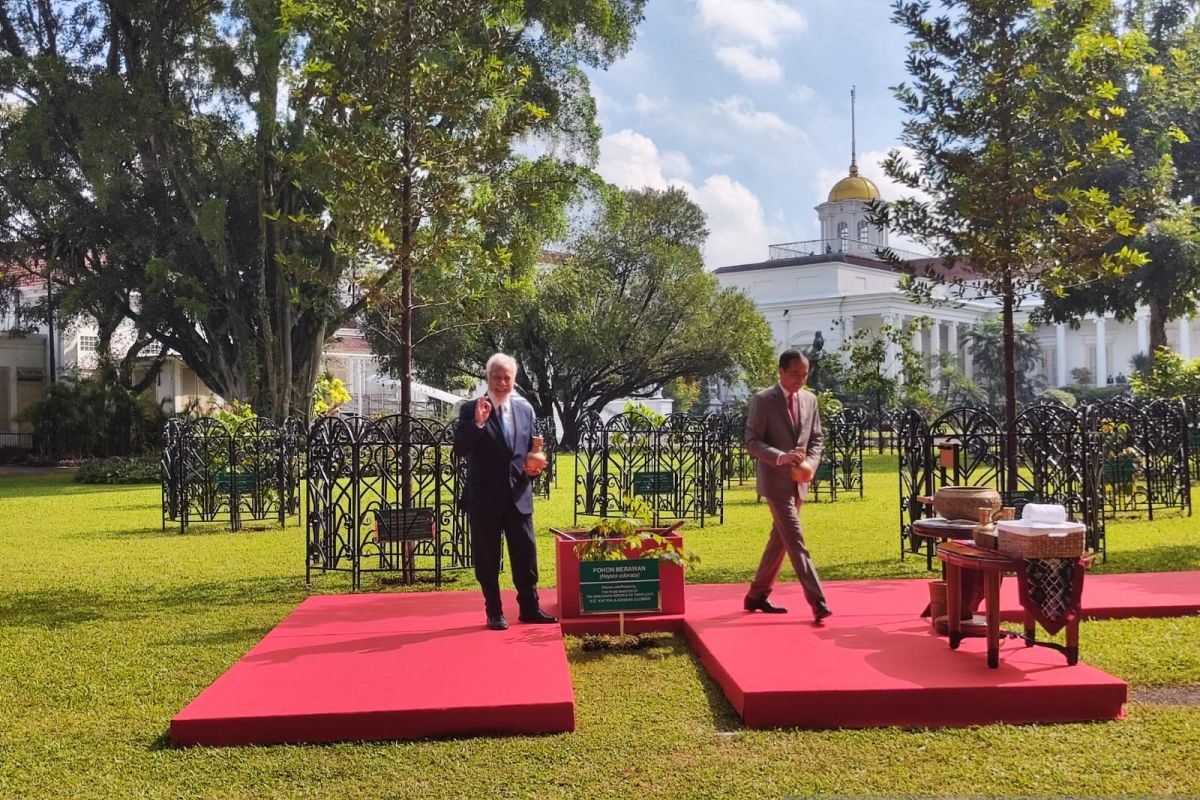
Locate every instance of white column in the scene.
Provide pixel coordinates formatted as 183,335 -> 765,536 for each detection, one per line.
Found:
1055,324 -> 1068,387
947,321 -> 959,372
842,314 -> 855,346
1136,308 -> 1149,356
1095,317 -> 1108,386
884,314 -> 899,379
1180,316 -> 1192,359
356,358 -> 364,416
930,321 -> 943,392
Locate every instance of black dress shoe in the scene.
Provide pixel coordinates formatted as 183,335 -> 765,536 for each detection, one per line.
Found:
518,609 -> 559,624
743,597 -> 788,614
486,614 -> 509,631
813,603 -> 833,623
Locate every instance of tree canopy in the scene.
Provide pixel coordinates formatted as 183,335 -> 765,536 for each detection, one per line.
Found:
875,0 -> 1153,487
1034,0 -> 1200,363
0,0 -> 645,417
373,186 -> 775,446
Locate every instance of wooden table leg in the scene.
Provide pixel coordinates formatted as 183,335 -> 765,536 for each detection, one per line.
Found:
946,561 -> 962,649
1024,609 -> 1036,647
1066,617 -> 1079,665
985,570 -> 1001,669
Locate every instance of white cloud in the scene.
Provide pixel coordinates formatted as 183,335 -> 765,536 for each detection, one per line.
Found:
711,95 -> 798,137
632,93 -> 663,114
696,0 -> 806,49
714,46 -> 783,81
788,84 -> 817,103
597,130 -> 692,190
691,175 -> 774,267
597,130 -> 774,267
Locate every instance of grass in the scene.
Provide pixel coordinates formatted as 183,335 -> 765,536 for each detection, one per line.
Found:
0,455 -> 1197,799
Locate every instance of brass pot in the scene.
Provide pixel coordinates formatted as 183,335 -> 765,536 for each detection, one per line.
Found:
929,485 -> 1001,522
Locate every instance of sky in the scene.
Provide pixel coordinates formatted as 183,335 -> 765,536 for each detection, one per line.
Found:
585,0 -> 919,269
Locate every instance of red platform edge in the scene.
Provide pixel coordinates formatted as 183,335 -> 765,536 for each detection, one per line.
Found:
683,580 -> 1132,730
171,569 -> 1197,744
171,591 -> 575,747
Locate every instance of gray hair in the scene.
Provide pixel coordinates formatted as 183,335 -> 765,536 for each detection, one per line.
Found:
485,352 -> 518,376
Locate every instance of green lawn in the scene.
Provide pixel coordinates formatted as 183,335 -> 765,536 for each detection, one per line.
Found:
0,455 -> 1198,799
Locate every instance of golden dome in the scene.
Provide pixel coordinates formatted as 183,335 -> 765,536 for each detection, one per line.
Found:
827,164 -> 880,203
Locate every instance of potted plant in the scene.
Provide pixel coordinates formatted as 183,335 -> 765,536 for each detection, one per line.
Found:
552,498 -> 697,649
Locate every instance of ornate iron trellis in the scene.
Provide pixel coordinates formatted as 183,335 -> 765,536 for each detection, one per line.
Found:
573,412 -> 723,527
1010,402 -> 1105,555
1082,397 -> 1192,521
305,414 -> 472,592
161,416 -> 301,533
1186,396 -> 1200,488
531,416 -> 558,500
809,410 -> 865,502
719,411 -> 755,488
160,418 -> 182,528
896,407 -> 932,561
896,404 -> 1108,567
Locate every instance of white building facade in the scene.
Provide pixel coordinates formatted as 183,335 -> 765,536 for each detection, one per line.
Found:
716,165 -> 1199,391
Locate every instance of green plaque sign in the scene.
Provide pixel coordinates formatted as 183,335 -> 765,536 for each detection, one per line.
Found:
632,470 -> 675,496
579,559 -> 661,615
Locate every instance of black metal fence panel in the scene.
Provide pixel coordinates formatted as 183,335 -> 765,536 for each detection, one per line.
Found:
896,404 -> 1114,566
161,416 -> 302,533
573,412 -> 723,527
305,414 -> 472,591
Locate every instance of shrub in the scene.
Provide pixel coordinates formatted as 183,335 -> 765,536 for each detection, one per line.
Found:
1040,388 -> 1077,407
16,373 -> 165,460
75,455 -> 161,484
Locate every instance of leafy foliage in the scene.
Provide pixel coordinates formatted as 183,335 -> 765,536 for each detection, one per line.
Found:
572,499 -> 698,568
835,316 -> 934,413
963,315 -> 1046,410
1034,1 -> 1200,362
16,372 -> 164,459
285,0 -> 647,417
874,0 -> 1153,434
312,372 -> 351,417
0,1 -> 645,418
75,455 -> 161,485
1130,346 -> 1200,396
401,187 -> 774,447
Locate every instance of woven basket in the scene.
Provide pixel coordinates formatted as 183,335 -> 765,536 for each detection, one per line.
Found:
996,521 -> 1085,558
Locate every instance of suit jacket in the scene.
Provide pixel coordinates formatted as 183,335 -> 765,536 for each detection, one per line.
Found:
453,394 -> 536,516
745,384 -> 824,500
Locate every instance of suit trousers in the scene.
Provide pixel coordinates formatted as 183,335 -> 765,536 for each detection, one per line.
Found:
469,502 -> 540,616
747,485 -> 825,608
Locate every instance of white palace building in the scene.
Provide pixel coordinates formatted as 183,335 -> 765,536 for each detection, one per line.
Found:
714,159 -> 1198,391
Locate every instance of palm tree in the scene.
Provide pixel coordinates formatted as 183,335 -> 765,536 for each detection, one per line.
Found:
964,316 -> 1045,411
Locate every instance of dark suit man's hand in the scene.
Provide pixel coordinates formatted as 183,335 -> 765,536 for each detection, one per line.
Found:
475,397 -> 493,427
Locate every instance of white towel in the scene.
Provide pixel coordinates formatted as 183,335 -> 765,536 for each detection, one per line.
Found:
1020,503 -> 1069,526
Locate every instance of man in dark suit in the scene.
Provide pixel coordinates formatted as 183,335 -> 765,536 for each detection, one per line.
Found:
743,349 -> 832,623
453,353 -> 557,631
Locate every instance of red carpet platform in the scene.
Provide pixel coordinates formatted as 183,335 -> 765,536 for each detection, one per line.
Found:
683,581 -> 1129,730
1001,569 -> 1200,620
171,591 -> 575,747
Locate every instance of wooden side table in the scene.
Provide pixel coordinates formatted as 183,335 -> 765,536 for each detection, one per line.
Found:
937,541 -> 1082,669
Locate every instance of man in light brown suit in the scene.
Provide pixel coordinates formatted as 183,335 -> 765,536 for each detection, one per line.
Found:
743,349 -> 832,622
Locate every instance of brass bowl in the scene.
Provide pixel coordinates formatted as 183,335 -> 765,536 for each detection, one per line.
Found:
931,485 -> 1001,522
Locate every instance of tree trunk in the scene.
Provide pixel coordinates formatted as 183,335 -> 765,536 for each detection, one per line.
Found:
399,0 -> 414,505
1001,264 -> 1018,495
1148,296 -> 1169,368
558,405 -> 582,451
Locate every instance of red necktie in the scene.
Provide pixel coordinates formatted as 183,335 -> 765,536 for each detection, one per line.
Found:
788,392 -> 798,428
